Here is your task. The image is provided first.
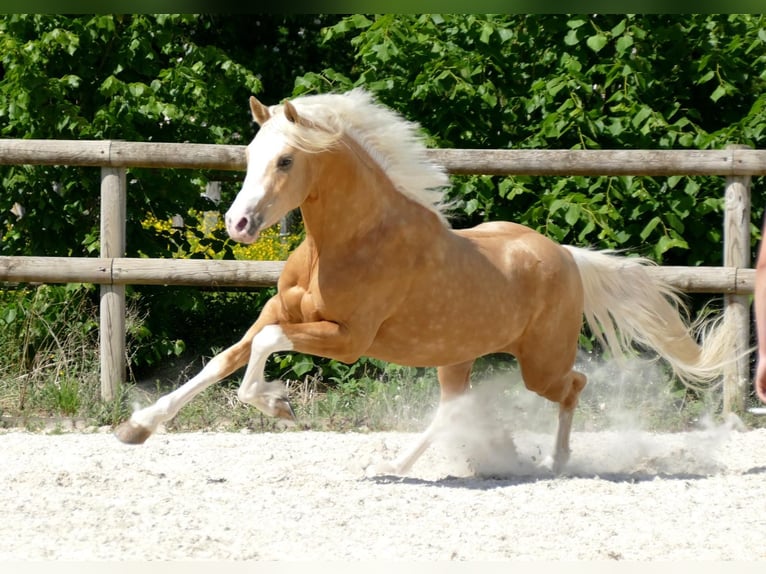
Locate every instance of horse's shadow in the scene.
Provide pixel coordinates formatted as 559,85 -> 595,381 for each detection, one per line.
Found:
368,464 -> 766,490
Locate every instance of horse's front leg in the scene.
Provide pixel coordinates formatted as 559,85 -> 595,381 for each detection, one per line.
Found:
235,319 -> 367,419
367,360 -> 475,477
234,324 -> 295,421
115,298 -> 283,445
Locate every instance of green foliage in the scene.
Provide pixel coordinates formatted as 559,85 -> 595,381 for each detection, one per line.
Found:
0,284 -> 99,418
125,286 -> 276,372
297,363 -> 440,431
0,283 -> 97,370
294,14 -> 766,265
3,15 -> 766,413
269,354 -> 388,388
0,14 -> 337,259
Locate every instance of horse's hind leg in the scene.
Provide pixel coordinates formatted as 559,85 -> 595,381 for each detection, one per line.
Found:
519,364 -> 586,473
549,370 -> 587,473
366,360 -> 474,477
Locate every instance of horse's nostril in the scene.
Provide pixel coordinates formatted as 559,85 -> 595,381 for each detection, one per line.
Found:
235,217 -> 249,233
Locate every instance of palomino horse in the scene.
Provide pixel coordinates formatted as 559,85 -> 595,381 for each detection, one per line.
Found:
116,89 -> 733,474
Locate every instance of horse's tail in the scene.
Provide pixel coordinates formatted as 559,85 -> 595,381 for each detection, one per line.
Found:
563,245 -> 736,389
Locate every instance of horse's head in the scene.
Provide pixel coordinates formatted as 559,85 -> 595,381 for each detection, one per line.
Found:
226,89 -> 450,243
225,96 -> 315,244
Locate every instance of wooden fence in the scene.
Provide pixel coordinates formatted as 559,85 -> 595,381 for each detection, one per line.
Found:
0,140 -> 764,413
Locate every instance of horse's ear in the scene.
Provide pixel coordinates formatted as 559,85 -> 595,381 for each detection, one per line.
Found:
283,99 -> 301,125
249,96 -> 271,126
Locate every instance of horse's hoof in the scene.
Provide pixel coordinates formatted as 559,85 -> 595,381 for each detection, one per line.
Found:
269,394 -> 297,424
540,453 -> 568,475
365,460 -> 397,478
248,383 -> 297,423
114,420 -> 152,445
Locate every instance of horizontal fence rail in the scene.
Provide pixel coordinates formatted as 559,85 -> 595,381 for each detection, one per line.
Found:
2,139 -> 766,175
0,257 -> 285,287
0,257 -> 755,294
0,139 -> 763,413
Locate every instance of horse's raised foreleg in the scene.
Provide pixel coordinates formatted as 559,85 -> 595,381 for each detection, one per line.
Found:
115,298 -> 283,445
234,324 -> 295,421
237,319 -> 375,421
366,360 -> 474,477
279,320 -> 368,363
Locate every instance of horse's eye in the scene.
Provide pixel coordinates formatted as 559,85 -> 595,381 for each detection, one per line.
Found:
277,155 -> 293,170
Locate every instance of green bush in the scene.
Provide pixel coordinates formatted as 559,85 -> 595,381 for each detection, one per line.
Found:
3,15 -> 766,422
0,283 -> 130,424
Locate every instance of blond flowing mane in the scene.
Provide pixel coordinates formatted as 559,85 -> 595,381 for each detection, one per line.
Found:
266,89 -> 452,222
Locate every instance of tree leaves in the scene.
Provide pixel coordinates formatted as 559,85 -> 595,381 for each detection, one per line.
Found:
2,13 -> 766,270
296,13 -> 766,265
586,34 -> 608,53
0,14 -> 280,259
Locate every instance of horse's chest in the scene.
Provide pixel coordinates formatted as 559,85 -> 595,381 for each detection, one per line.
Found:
280,284 -> 325,323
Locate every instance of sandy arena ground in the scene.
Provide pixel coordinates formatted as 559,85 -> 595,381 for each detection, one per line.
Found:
1,417 -> 765,561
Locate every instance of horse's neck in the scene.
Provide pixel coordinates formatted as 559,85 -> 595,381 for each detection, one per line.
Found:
299,144 -> 431,251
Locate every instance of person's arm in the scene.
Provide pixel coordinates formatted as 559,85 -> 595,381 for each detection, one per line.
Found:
754,220 -> 766,403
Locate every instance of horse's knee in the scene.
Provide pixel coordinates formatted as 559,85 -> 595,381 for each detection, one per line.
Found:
524,369 -> 587,409
561,371 -> 587,410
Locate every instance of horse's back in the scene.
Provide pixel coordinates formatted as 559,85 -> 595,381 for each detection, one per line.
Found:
456,219 -> 583,316
454,221 -> 579,288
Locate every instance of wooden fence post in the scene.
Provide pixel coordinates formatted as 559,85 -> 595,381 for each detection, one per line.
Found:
100,167 -> 127,401
722,144 -> 752,414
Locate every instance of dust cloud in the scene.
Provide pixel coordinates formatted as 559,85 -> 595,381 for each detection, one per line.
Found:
427,352 -> 741,479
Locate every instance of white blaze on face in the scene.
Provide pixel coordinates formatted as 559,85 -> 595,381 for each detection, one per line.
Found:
225,126 -> 289,244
